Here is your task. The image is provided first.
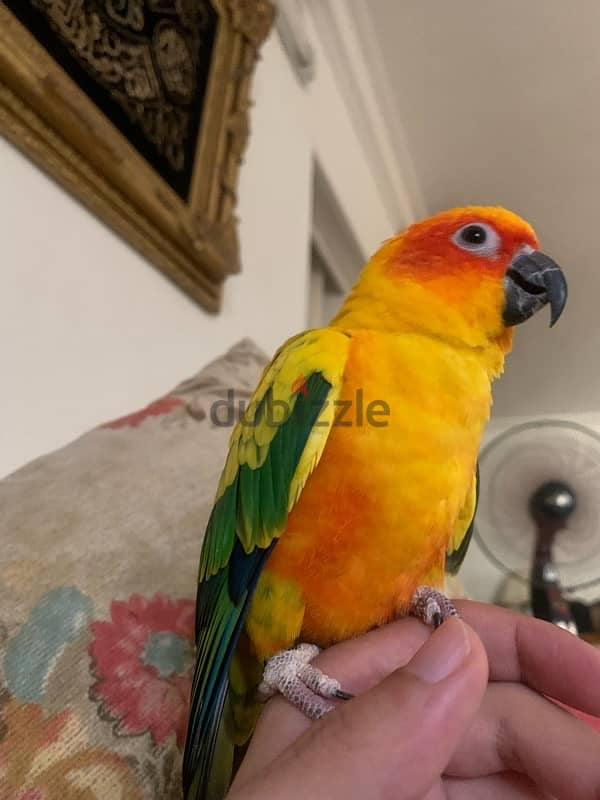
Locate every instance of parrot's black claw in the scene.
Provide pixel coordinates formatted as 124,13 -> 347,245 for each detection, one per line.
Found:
410,586 -> 459,628
259,643 -> 354,719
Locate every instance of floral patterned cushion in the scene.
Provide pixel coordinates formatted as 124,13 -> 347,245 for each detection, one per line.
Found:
0,339 -> 268,800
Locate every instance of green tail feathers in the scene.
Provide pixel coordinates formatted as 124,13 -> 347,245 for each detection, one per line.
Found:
183,547 -> 268,800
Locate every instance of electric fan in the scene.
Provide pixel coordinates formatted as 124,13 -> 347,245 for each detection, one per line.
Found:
475,420 -> 600,636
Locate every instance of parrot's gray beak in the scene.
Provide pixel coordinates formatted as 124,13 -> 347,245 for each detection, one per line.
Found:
503,248 -> 567,327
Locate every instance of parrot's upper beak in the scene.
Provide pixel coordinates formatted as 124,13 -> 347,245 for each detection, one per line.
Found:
503,248 -> 568,327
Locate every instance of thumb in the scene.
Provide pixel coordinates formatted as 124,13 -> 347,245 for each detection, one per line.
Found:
235,618 -> 488,800
325,617 -> 489,799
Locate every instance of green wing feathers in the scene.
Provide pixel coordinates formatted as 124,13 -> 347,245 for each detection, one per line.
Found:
183,330 -> 350,799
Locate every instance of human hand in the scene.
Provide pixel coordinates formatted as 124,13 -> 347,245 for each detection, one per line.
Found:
227,601 -> 600,799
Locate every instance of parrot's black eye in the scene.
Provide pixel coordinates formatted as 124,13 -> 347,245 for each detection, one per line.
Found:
461,225 -> 486,244
452,222 -> 500,257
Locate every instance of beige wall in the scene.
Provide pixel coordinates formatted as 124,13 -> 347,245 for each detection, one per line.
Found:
0,11 -> 403,480
0,36 -> 312,478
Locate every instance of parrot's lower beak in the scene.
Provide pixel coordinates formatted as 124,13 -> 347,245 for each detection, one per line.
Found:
503,249 -> 568,327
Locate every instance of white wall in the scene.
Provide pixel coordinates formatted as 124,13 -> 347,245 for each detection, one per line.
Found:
0,35 -> 312,478
0,5 -> 410,481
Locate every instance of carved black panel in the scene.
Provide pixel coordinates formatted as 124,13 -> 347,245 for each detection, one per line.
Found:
4,0 -> 218,200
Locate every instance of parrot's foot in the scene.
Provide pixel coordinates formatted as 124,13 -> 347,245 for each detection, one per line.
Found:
257,643 -> 352,720
410,586 -> 459,629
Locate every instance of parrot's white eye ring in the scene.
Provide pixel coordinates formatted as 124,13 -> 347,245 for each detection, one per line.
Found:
452,223 -> 500,257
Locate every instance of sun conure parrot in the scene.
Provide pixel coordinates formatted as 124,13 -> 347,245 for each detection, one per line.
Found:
182,206 -> 567,799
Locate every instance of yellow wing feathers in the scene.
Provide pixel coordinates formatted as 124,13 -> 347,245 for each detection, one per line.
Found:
216,328 -> 350,508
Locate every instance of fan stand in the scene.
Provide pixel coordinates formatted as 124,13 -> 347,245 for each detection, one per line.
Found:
529,481 -> 578,634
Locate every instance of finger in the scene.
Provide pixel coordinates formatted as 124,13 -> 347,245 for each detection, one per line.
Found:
445,771 -> 548,799
313,614 -> 430,692
233,619 -> 488,800
447,681 -> 600,800
238,616 -> 429,766
457,600 -> 600,717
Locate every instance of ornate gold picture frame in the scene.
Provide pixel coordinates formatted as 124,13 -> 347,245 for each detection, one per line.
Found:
0,1 -> 275,311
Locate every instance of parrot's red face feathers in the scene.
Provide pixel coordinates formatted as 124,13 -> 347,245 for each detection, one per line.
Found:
392,206 -> 540,280
336,206 -> 567,352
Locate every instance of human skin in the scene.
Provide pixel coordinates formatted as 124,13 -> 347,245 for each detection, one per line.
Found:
228,601 -> 600,800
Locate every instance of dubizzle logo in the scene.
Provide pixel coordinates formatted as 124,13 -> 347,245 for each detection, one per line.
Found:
210,375 -> 390,427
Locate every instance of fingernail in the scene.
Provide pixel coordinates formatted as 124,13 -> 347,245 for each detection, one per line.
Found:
405,618 -> 471,683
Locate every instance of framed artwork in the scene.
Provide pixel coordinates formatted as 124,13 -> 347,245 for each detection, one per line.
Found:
0,0 -> 275,311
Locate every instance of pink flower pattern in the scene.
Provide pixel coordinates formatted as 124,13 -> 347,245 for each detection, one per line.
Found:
100,395 -> 184,429
89,593 -> 195,747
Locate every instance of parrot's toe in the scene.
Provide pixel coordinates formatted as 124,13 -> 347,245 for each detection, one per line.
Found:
410,586 -> 459,629
257,642 -> 352,720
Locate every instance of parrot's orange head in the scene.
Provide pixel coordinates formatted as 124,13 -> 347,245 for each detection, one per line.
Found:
334,206 -> 567,353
